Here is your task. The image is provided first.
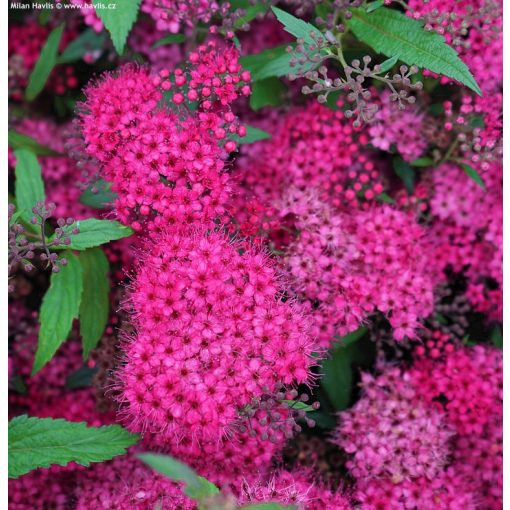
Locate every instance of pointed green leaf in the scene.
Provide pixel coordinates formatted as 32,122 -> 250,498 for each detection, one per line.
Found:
366,0 -> 384,12
233,126 -> 272,145
79,179 -> 117,209
94,0 -> 142,55
250,78 -> 287,110
50,219 -> 133,251
271,6 -> 325,46
26,23 -> 65,101
378,54 -> 399,73
347,7 -> 481,95
78,248 -> 110,359
393,156 -> 415,193
14,149 -> 45,225
57,29 -> 107,64
151,33 -> 186,49
461,163 -> 486,190
9,415 -> 138,478
138,453 -> 219,501
9,130 -> 62,156
234,4 -> 267,28
33,252 -> 83,374
410,157 -> 434,167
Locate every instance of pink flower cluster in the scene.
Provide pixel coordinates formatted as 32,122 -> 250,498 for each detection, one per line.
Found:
240,469 -> 351,510
333,368 -> 453,482
280,190 -> 433,345
79,44 -> 249,233
117,227 -> 314,469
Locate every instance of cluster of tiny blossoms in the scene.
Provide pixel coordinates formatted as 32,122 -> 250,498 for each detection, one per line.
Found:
78,43 -> 250,233
280,190 -> 433,346
117,227 -> 315,443
333,368 -> 453,483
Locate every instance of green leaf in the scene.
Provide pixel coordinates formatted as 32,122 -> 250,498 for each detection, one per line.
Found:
234,4 -> 267,29
33,252 -> 83,374
50,219 -> 133,251
137,453 -> 220,501
393,156 -> 415,193
94,0 -> 142,55
347,7 -> 482,95
490,325 -> 502,349
240,44 -> 290,78
79,179 -> 117,209
376,192 -> 395,204
282,400 -> 314,412
250,78 -> 287,110
9,130 -> 62,156
66,365 -> 98,389
320,327 -> 368,411
461,163 -> 486,190
233,126 -> 272,145
26,23 -> 65,101
410,157 -> 434,167
57,29 -> 107,64
14,149 -> 45,225
9,415 -> 138,479
378,54 -> 399,73
366,0 -> 384,12
78,248 -> 110,359
271,6 -> 325,46
151,33 -> 186,49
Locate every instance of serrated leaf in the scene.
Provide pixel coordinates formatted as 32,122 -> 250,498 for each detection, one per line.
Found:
33,252 -> 83,374
78,248 -> 110,359
366,0 -> 384,12
57,29 -> 107,64
347,7 -> 481,95
94,0 -> 141,55
138,453 -> 219,501
250,78 -> 287,110
14,149 -> 45,226
79,179 -> 117,209
50,219 -> 133,251
9,415 -> 138,478
393,156 -> 415,193
461,163 -> 486,190
9,130 -> 62,156
26,24 -> 65,101
233,126 -> 272,145
271,6 -> 325,46
151,33 -> 186,49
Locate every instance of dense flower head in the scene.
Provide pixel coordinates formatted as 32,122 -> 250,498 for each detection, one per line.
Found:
117,226 -> 315,444
407,345 -> 502,436
428,162 -> 502,319
141,0 -> 222,33
353,465 -> 477,510
280,190 -> 433,345
239,468 -> 351,510
79,49 -> 249,232
333,367 -> 453,482
74,453 -> 196,510
368,91 -> 428,162
233,102 -> 375,211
